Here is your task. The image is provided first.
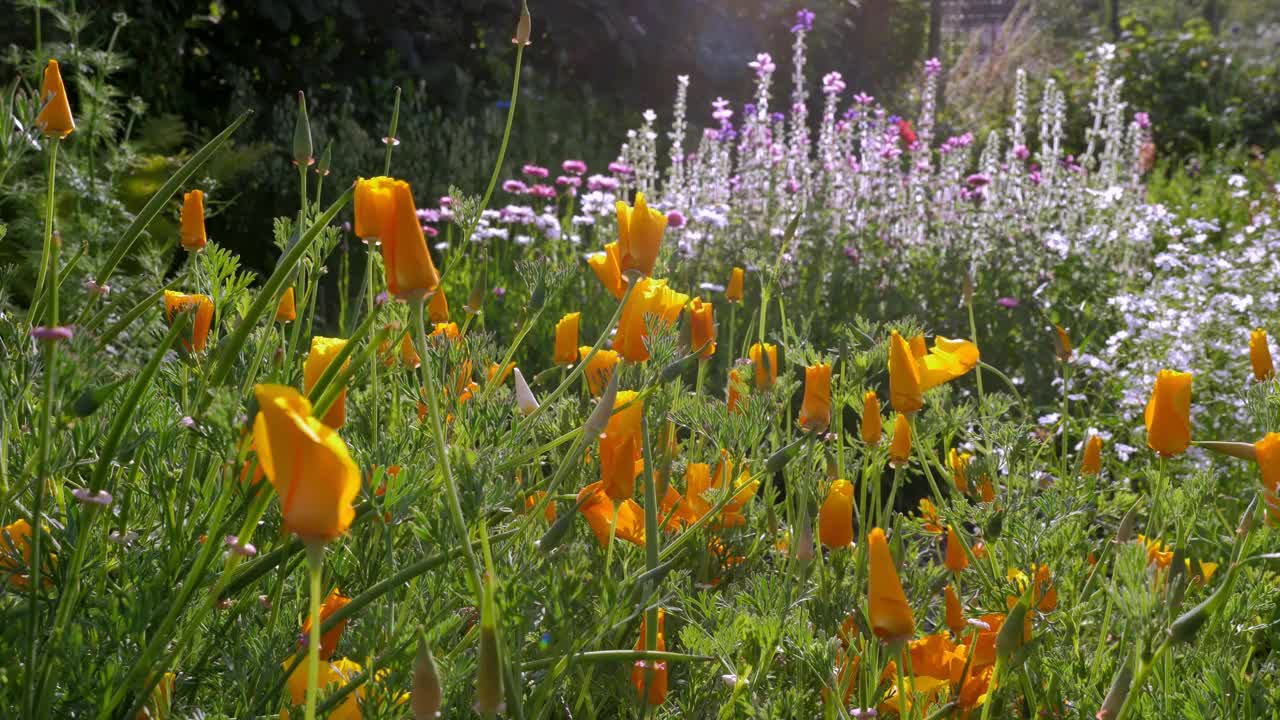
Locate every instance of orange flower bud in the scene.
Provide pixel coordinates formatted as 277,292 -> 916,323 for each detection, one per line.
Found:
725,266 -> 745,303
300,588 -> 352,659
889,413 -> 911,467
36,59 -> 74,138
944,526 -> 968,573
631,610 -> 668,706
688,296 -> 716,358
867,528 -> 915,640
889,330 -> 923,413
428,287 -> 450,324
818,479 -> 854,548
944,584 -> 965,635
861,391 -> 882,444
353,176 -> 396,242
1250,328 -> 1274,381
554,312 -> 580,365
303,336 -> 350,428
1081,434 -> 1103,476
615,191 -> 667,277
275,287 -> 297,323
163,290 -> 214,352
1053,324 -> 1072,362
727,367 -> 746,413
949,448 -> 972,493
749,342 -> 777,390
180,190 -> 208,251
579,346 -> 619,397
252,384 -> 361,542
798,362 -> 833,432
1144,369 -> 1192,457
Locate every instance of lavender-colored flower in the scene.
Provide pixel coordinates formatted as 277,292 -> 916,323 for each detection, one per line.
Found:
666,210 -> 687,228
852,92 -> 874,105
423,225 -> 439,238
376,290 -> 390,306
843,246 -> 860,263
502,179 -> 528,194
439,195 -> 453,206
769,111 -> 785,124
31,325 -> 73,342
1014,145 -> 1030,161
341,221 -> 353,233
587,174 -> 619,192
966,173 -> 992,187
748,53 -> 776,76
417,208 -> 441,223
1134,111 -> 1151,129
1029,170 -> 1042,185
72,488 -> 113,506
607,161 -> 634,175
528,184 -> 557,200
997,297 -> 1020,309
224,535 -> 257,557
821,71 -> 845,96
522,164 -> 549,178
712,97 -> 734,122
924,57 -> 942,76
784,178 -> 801,194
699,282 -> 726,293
561,159 -> 587,175
82,277 -> 111,297
493,286 -> 506,299
790,8 -> 815,33
555,175 -> 582,188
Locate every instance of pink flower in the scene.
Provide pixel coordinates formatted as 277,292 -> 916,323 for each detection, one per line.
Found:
31,326 -> 73,342
502,179 -> 528,194
522,164 -> 549,178
561,159 -> 587,175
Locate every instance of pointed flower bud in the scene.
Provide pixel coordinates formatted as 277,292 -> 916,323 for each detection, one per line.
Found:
514,368 -> 539,416
1144,369 -> 1192,457
293,91 -> 314,166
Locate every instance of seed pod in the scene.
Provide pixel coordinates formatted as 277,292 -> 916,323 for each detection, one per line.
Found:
766,437 -> 806,474
474,574 -> 506,714
660,350 -> 700,384
1115,501 -> 1140,544
72,378 -> 126,417
536,493 -> 590,554
583,369 -> 621,436
996,600 -> 1029,665
413,631 -> 443,719
1095,651 -> 1134,719
1169,563 -> 1238,645
292,91 -> 313,166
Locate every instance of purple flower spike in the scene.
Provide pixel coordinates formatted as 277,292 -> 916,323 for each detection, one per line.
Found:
1134,111 -> 1151,129
996,297 -> 1020,309
31,326 -> 74,342
924,57 -> 942,76
748,53 -> 776,76
73,488 -> 113,506
966,173 -> 992,187
790,8 -> 815,33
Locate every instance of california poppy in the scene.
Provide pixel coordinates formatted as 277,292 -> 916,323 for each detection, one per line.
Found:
163,290 -> 214,352
615,192 -> 667,277
303,337 -> 350,428
867,527 -> 915,640
1144,369 -> 1192,457
555,312 -> 580,365
798,363 -> 832,433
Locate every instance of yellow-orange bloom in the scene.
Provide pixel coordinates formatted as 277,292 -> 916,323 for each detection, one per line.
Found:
888,330 -> 980,412
576,481 -> 645,546
1053,324 -> 1072,362
2,518 -> 54,591
818,479 -> 854,548
300,588 -> 352,660
36,59 -> 74,138
281,657 -> 365,720
355,177 -> 439,297
400,334 -> 421,369
725,266 -> 745,303
615,191 -> 667,277
798,362 -> 832,433
631,610 -> 668,706
889,413 -> 911,467
587,242 -> 626,299
944,526 -> 968,573
487,361 -> 515,385
180,190 -> 208,252
1144,369 -> 1192,457
749,342 -> 778,390
136,671 -> 176,720
727,367 -> 746,413
1081,434 -> 1103,476
252,384 -> 361,542
1007,565 -> 1057,612
599,391 -> 644,501
1256,433 -> 1280,525
918,498 -> 942,534
1250,328 -> 1274,381
861,391 -> 882,444
579,346 -> 619,397
688,296 -> 716,358
275,287 -> 297,323
614,278 -> 688,362
944,584 -> 965,635
304,336 -> 350,428
428,287 -> 450,324
867,527 -> 915,640
431,321 -> 460,341
949,448 -> 972,493
163,290 -> 214,352
554,312 -> 581,365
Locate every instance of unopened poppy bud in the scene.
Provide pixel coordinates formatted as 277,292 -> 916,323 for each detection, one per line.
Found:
1053,324 -> 1072,362
465,271 -> 487,316
293,91 -> 314,166
1195,440 -> 1257,461
1169,563 -> 1238,645
1115,501 -> 1139,543
1096,653 -> 1133,720
413,631 -> 444,719
996,600 -> 1029,663
584,370 -> 621,436
660,349 -> 700,383
512,1 -> 532,46
474,574 -> 506,714
985,511 -> 1004,540
766,437 -> 806,474
72,378 -> 125,417
536,494 -> 589,554
513,368 -> 539,416
316,140 -> 333,177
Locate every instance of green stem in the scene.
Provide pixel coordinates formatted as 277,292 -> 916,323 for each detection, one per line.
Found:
1060,361 -> 1071,482
476,46 -> 525,229
1114,639 -> 1171,720
304,543 -> 324,720
413,297 -> 483,595
966,285 -> 985,402
382,87 -> 402,175
31,141 -> 59,320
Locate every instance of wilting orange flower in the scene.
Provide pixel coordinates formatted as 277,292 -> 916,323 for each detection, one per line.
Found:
861,391 -> 882,444
431,322 -> 460,340
2,518 -> 55,591
587,242 -> 626,299
275,287 -> 297,323
727,367 -> 747,413
300,588 -> 352,660
944,526 -> 968,573
1250,328 -> 1274,381
749,343 -> 777,390
798,363 -> 832,433
818,479 -> 854,548
1081,434 -> 1103,476
428,287 -> 449,323
1007,565 -> 1057,612
1256,433 -> 1280,525
888,330 -> 980,413
599,392 -> 643,501
252,384 -> 361,542
163,290 -> 214,352
554,312 -> 580,365
400,334 -> 421,369
725,266 -> 745,303
180,190 -> 208,252
1053,324 -> 1072,362
355,177 -> 439,298
685,455 -> 757,528
304,336 -> 350,428
525,492 -> 556,524
136,671 -> 176,720
579,346 -> 618,397
631,609 -> 668,706
949,448 -> 972,493
944,584 -> 965,635
889,413 -> 911,467
613,278 -> 689,362
1144,369 -> 1192,457
487,361 -> 515,385
36,59 -> 74,138
615,192 -> 667,277
918,498 -> 942,533
867,527 -> 915,640
576,481 -> 645,546
281,657 -> 366,720
1136,535 -> 1174,570
688,297 -> 716,358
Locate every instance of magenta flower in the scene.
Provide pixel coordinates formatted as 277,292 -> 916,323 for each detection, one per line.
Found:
529,184 -> 557,200
502,179 -> 528,194
924,57 -> 942,76
607,162 -> 634,176
555,175 -> 581,188
966,173 -> 992,187
1134,111 -> 1151,129
561,159 -> 587,175
821,72 -> 846,96
522,164 -> 549,178
666,210 -> 686,228
996,297 -> 1020,309
31,326 -> 73,342
748,53 -> 776,76
790,8 -> 815,33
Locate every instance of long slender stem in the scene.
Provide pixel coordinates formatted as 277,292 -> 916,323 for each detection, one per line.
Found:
382,87 -> 402,175
304,544 -> 324,720
412,297 -> 483,595
31,141 -> 59,322
367,248 -> 380,464
1060,362 -> 1071,482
